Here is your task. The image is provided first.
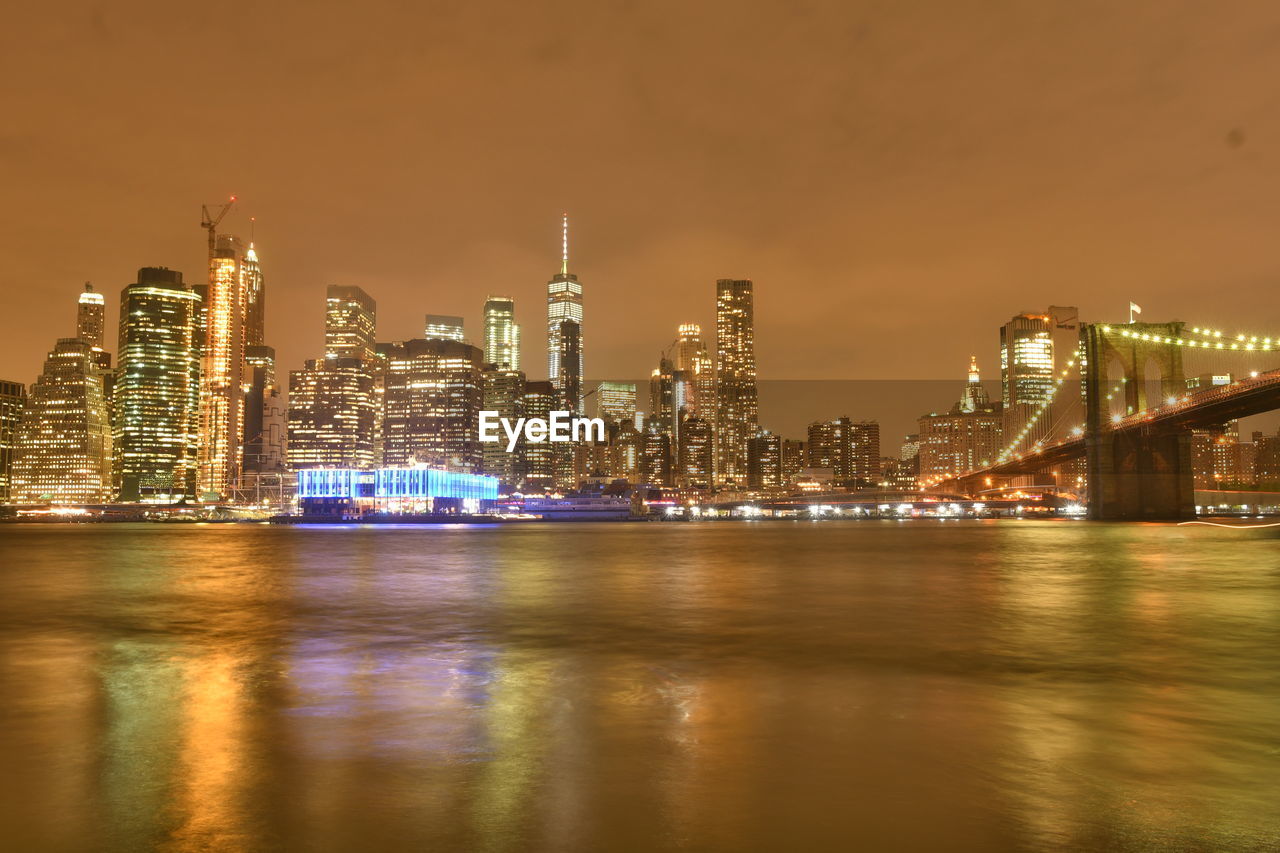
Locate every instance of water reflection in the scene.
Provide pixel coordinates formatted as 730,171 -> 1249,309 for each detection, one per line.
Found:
0,522 -> 1277,850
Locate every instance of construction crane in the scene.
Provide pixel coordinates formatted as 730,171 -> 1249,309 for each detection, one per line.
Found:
201,195 -> 237,258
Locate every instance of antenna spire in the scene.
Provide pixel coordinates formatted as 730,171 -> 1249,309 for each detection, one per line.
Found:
561,212 -> 569,275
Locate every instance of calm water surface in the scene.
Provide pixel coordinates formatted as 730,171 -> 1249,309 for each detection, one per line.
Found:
1,521 -> 1278,851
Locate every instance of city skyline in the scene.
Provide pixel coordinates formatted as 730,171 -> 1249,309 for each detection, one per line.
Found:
5,228 -> 1279,457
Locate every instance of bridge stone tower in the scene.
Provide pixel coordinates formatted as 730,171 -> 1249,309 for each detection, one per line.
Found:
1081,322 -> 1195,520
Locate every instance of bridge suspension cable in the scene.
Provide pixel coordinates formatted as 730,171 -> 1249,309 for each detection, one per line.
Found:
1107,326 -> 1279,351
992,344 -> 1085,465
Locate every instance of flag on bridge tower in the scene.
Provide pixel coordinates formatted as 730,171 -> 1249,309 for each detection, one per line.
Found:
1128,302 -> 1142,323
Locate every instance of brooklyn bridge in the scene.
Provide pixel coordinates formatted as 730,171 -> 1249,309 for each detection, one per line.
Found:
932,320 -> 1280,520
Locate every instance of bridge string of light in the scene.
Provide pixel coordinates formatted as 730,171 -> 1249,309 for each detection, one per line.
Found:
1105,324 -> 1279,352
990,344 -> 1086,466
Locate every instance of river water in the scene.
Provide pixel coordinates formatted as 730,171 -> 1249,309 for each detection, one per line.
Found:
0,521 -> 1277,851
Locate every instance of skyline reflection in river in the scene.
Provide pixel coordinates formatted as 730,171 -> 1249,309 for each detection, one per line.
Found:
1,521 -> 1277,850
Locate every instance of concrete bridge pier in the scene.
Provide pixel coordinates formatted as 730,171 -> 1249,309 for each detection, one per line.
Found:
1086,430 -> 1195,520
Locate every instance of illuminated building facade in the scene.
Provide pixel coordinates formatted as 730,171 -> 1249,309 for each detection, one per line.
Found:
747,430 -> 783,491
76,282 -> 113,385
782,439 -> 806,484
483,296 -> 521,370
379,338 -> 484,472
607,419 -> 642,481
521,380 -> 556,492
918,358 -> 1003,486
807,417 -> 881,487
547,215 -> 584,411
555,319 -> 582,412
673,323 -> 713,417
596,381 -> 636,424
1000,306 -> 1079,455
113,267 -> 202,502
425,314 -> 465,342
649,358 -> 677,439
283,285 -> 380,474
676,414 -> 713,489
0,380 -> 25,502
238,243 -> 276,492
482,365 -> 526,490
243,244 -> 265,346
1255,430 -> 1280,484
77,284 -> 106,349
296,466 -> 498,516
287,357 -> 379,470
10,338 -> 113,503
1185,374 -> 1246,488
890,433 -> 921,489
714,278 -> 758,485
325,285 -> 377,362
639,430 -> 673,486
198,234 -> 248,499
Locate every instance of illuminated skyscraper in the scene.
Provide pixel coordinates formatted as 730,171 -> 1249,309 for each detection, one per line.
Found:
807,417 -> 881,487
547,214 -> 584,410
649,358 -> 677,438
76,283 -> 113,383
238,239 -> 277,491
243,243 -> 266,347
606,419 -> 642,481
0,381 -> 25,502
10,338 -> 113,503
77,284 -> 106,349
243,344 -> 286,478
554,319 -> 582,412
287,357 -> 379,470
481,365 -> 526,490
1000,306 -> 1079,455
325,285 -> 377,362
596,381 -> 636,424
714,278 -> 758,485
113,267 -> 202,502
425,314 -> 465,342
678,415 -> 714,489
289,286 -> 380,472
747,430 -> 782,491
674,323 -> 713,417
483,296 -> 521,370
198,234 -> 249,499
639,430 -> 673,486
379,338 -> 484,472
521,380 -> 557,492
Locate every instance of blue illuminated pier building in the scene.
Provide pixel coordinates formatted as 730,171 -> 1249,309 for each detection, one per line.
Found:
296,466 -> 499,518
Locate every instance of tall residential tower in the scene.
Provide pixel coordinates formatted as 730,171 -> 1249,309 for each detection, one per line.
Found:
197,233 -> 249,499
714,278 -> 758,485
